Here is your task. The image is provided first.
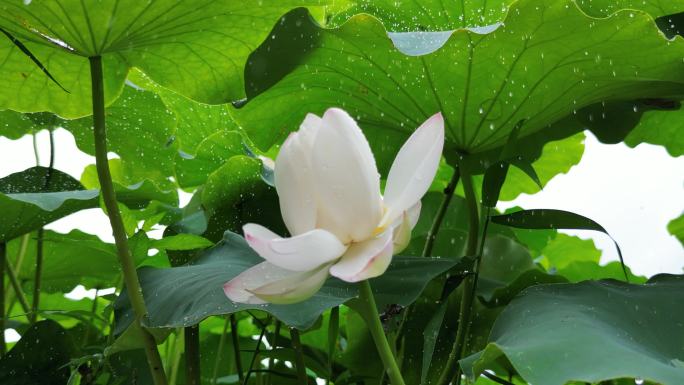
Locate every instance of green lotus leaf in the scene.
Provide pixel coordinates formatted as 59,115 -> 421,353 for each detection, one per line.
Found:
235,0 -> 684,173
462,275 -> 684,384
0,0 -> 336,118
113,231 -> 456,331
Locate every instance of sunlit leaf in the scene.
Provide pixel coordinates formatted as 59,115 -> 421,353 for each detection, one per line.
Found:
63,85 -> 178,184
331,0 -> 511,31
624,107 -> 684,157
669,213 -> 684,246
540,233 -> 601,270
558,261 -> 647,284
151,234 -> 214,251
0,0 -> 337,117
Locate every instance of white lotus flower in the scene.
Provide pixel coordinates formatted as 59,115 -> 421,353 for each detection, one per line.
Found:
223,108 -> 444,304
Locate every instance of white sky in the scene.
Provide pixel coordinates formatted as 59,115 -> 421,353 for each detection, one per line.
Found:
0,128 -> 682,277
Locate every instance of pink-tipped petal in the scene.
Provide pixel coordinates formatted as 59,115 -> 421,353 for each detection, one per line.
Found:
329,230 -> 393,283
382,112 -> 444,227
223,262 -> 295,304
274,113 -> 321,235
312,108 -> 382,243
248,263 -> 331,304
243,223 -> 347,272
392,211 -> 413,255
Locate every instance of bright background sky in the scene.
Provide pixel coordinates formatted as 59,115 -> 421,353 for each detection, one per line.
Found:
1,128 -> 683,279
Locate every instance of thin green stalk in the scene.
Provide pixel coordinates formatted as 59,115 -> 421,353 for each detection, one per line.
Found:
265,320 -> 281,385
1,242 -> 6,355
422,168 -> 461,258
393,169 -> 462,359
88,55 -> 167,385
357,280 -> 406,385
169,330 -> 184,385
185,325 -> 201,385
290,328 -> 307,385
29,229 -> 44,324
3,256 -> 30,317
482,371 -> 515,385
212,317 -> 230,384
4,234 -> 29,302
231,314 -> 245,383
210,318 -> 230,384
32,132 -> 40,165
83,288 -> 99,346
30,129 -> 54,325
242,322 -> 267,385
435,172 -> 480,385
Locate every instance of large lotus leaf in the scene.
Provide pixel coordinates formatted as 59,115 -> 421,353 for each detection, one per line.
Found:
0,167 -> 99,241
461,275 -> 684,385
127,69 -> 240,155
335,1 -> 684,31
113,231 -> 457,331
0,0 -> 335,118
5,229 -> 120,292
576,0 -> 684,18
235,1 -> 684,174
331,0 -> 511,31
62,85 -> 178,184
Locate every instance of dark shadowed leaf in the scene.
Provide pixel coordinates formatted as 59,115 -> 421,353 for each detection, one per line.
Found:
6,229 -> 119,292
113,231 -> 456,331
0,167 -> 98,241
0,320 -> 76,385
462,275 -> 684,385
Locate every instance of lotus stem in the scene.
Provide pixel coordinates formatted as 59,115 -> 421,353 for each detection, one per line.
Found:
0,242 -> 5,355
88,55 -> 167,385
231,314 -> 245,383
357,280 -> 406,385
29,128 -> 54,324
29,229 -> 44,324
212,317 -> 230,384
290,327 -> 308,384
3,255 -> 30,317
327,306 -> 339,384
185,325 -> 201,385
265,320 -> 281,385
436,171 -> 480,385
422,167 -> 461,258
